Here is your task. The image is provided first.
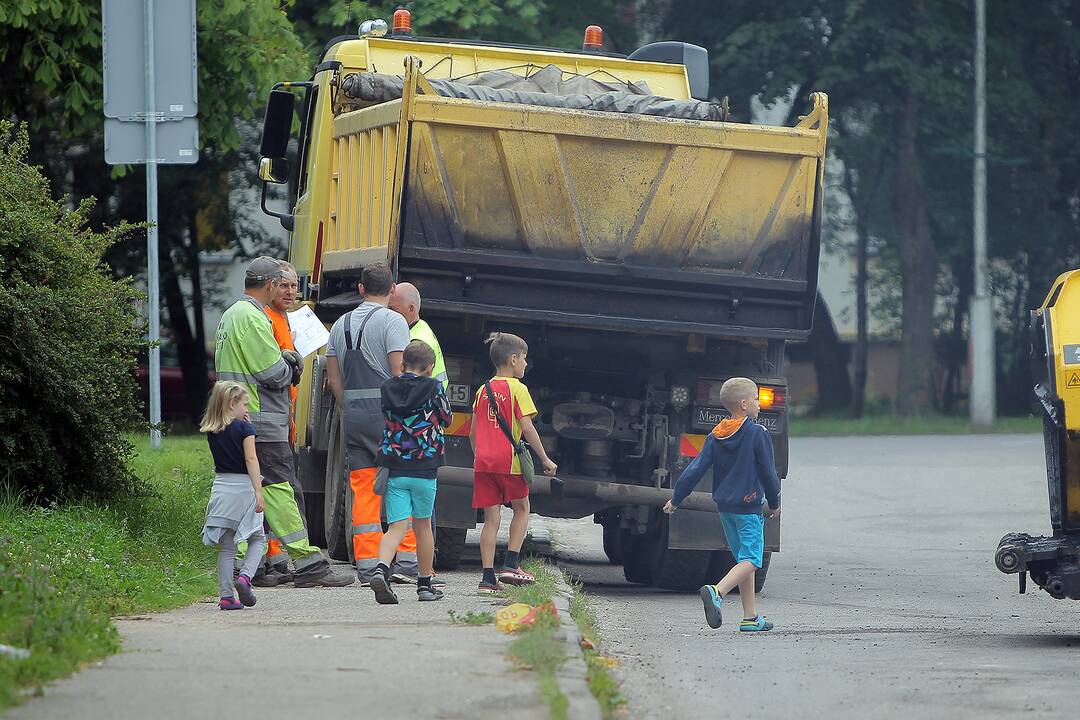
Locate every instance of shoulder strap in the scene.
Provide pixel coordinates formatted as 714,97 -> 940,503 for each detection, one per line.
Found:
485,381 -> 520,448
344,305 -> 381,351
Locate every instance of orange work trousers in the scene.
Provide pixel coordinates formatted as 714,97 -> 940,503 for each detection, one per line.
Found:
349,467 -> 417,579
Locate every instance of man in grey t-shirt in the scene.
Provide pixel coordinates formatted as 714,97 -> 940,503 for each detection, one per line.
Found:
326,301 -> 410,378
325,262 -> 417,582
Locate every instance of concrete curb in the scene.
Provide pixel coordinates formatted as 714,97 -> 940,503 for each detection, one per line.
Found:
550,569 -> 603,720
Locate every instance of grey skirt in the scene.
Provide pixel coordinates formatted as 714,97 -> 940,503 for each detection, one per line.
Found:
202,473 -> 264,546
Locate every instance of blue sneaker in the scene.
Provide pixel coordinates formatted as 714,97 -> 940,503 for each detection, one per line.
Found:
699,585 -> 723,629
739,616 -> 774,632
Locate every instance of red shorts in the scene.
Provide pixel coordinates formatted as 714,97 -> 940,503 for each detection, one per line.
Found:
472,471 -> 529,508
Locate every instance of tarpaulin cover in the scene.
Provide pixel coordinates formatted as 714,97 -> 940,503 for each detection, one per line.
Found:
340,63 -> 723,121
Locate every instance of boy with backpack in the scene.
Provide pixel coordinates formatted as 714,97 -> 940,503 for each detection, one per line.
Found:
368,340 -> 453,604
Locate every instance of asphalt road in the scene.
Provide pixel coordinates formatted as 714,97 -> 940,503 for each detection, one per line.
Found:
550,434 -> 1080,720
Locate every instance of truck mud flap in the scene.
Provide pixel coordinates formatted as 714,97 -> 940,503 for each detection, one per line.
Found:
669,510 -> 780,552
434,482 -> 477,530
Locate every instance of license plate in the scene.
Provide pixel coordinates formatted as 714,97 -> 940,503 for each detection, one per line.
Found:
694,406 -> 781,432
447,383 -> 472,407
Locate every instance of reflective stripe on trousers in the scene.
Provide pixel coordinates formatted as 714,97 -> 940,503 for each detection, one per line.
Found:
349,467 -> 417,576
262,482 -> 325,571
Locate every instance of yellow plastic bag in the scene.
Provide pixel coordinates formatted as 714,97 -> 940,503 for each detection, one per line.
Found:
495,603 -> 534,633
495,601 -> 559,633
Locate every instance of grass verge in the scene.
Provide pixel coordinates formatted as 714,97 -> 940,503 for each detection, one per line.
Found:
504,558 -> 568,720
789,413 -> 1040,437
569,583 -> 626,718
0,434 -> 216,710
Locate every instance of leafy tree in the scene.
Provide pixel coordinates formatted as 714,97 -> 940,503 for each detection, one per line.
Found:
1,0 -> 309,423
291,0 -> 636,55
654,0 -> 1080,417
0,122 -> 142,502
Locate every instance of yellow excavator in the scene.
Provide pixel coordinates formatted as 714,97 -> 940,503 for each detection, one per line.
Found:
996,269 -> 1080,599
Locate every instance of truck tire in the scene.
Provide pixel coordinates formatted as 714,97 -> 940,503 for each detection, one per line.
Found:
621,532 -> 653,584
602,523 -> 623,565
754,552 -> 772,593
649,516 -> 711,592
707,549 -> 736,584
434,527 -> 468,571
323,411 -> 351,562
711,551 -> 772,594
308,355 -> 330,452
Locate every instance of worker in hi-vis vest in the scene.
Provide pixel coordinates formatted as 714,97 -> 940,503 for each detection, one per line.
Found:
390,282 -> 448,390
250,260 -> 302,585
326,262 -> 419,584
215,257 -> 353,588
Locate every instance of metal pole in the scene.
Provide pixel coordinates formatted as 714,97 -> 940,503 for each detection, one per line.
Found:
971,0 -> 996,427
145,0 -> 162,447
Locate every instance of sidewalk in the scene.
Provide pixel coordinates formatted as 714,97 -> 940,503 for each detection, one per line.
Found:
8,567 -> 549,720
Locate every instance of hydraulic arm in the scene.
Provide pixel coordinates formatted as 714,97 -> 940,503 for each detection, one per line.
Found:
996,269 -> 1080,599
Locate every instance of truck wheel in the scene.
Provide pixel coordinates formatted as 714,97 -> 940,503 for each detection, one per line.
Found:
707,549 -> 736,584
621,532 -> 653,584
754,552 -> 772,593
434,527 -> 468,571
649,516 -> 711,592
323,411 -> 351,562
719,551 -> 773,594
308,355 -> 330,452
602,523 -> 623,564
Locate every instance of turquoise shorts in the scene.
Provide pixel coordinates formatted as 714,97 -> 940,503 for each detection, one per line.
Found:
384,475 -> 437,524
718,512 -> 765,568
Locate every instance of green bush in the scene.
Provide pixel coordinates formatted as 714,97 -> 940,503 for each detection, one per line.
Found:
0,122 -> 143,502
0,435 -> 218,709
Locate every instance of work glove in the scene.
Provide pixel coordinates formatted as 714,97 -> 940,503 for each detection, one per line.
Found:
282,349 -> 304,386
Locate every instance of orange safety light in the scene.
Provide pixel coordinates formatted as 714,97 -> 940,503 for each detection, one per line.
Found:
583,25 -> 603,51
392,8 -> 412,35
758,386 -> 785,410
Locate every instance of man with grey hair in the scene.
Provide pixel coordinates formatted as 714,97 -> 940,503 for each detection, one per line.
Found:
215,256 -> 353,588
390,282 -> 447,390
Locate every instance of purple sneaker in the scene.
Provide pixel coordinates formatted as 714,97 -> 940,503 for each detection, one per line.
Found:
219,596 -> 244,611
235,574 -> 257,607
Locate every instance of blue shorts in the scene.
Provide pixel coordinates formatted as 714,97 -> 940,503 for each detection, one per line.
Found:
384,476 -> 437,524
718,512 -> 765,568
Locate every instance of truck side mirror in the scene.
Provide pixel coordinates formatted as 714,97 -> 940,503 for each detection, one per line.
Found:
260,90 -> 296,159
259,157 -> 291,185
628,42 -> 710,101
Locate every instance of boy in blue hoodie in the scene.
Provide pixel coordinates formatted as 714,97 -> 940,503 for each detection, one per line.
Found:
663,377 -> 781,632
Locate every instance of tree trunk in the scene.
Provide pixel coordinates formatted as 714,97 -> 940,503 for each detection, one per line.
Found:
893,84 -> 937,416
158,183 -> 210,424
808,292 -> 852,414
840,160 -> 872,418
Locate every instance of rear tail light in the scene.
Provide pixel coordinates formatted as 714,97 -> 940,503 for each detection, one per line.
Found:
758,385 -> 785,409
696,379 -> 786,410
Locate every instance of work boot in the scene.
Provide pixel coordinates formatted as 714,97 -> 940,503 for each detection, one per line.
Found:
293,564 -> 355,588
252,565 -> 293,587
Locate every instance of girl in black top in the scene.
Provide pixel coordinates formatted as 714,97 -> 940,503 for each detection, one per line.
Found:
200,381 -> 266,610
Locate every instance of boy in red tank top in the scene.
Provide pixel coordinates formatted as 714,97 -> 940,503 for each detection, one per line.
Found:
470,332 -> 557,593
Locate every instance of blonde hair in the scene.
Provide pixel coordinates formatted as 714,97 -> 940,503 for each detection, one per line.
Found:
719,377 -> 758,412
199,381 -> 249,434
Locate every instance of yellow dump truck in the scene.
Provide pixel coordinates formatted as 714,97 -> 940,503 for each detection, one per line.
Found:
256,14 -> 829,591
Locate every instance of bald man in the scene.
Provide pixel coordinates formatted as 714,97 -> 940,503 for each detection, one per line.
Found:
390,283 -> 447,389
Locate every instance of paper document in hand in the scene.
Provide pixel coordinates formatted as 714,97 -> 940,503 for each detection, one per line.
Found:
287,305 -> 331,357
